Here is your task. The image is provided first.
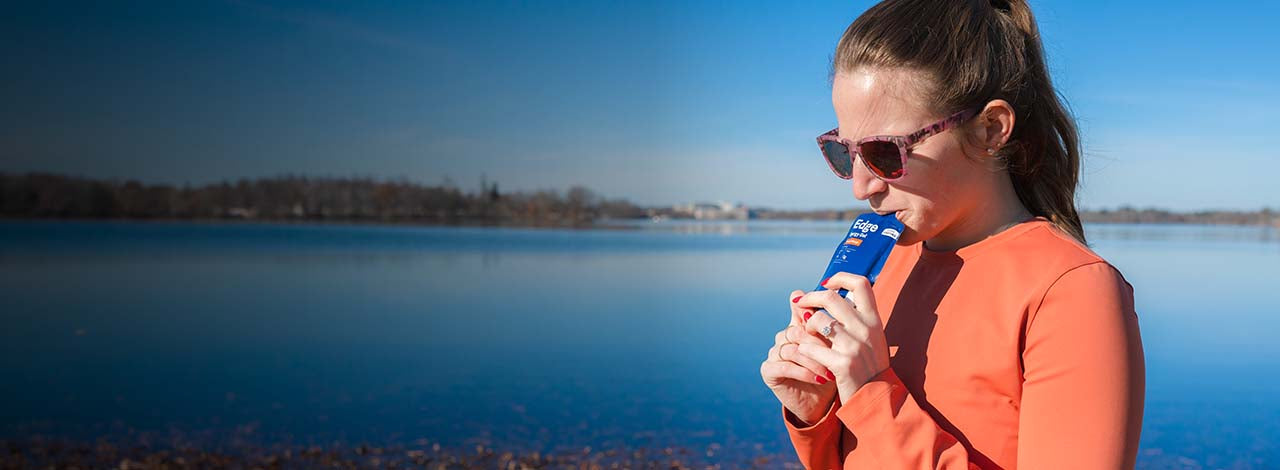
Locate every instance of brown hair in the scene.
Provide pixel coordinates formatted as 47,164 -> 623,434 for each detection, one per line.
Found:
831,0 -> 1087,244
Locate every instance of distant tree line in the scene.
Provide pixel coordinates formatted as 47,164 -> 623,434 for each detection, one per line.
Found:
751,208 -> 871,221
1079,206 -> 1277,226
2,172 -> 1274,227
749,206 -> 1278,226
0,173 -> 647,227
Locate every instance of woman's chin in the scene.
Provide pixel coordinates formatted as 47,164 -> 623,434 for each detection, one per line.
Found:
891,213 -> 922,246
895,229 -> 922,246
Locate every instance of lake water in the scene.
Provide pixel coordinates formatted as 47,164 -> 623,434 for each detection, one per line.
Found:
1,219 -> 1278,468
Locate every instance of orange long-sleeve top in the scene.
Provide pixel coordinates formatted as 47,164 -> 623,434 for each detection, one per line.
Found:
783,216 -> 1145,469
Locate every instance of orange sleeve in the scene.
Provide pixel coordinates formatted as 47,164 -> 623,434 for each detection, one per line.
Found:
832,366 -> 978,468
1016,261 -> 1145,468
782,355 -> 984,468
782,398 -> 845,469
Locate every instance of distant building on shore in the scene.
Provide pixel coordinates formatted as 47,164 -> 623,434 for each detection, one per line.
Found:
673,201 -> 753,220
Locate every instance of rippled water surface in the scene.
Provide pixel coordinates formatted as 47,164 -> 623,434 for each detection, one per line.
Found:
2,220 -> 1277,467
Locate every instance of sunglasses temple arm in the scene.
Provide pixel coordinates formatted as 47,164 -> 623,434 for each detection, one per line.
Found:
904,108 -> 981,146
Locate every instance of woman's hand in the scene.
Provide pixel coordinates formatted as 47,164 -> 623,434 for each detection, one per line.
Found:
793,273 -> 892,406
761,290 -> 838,426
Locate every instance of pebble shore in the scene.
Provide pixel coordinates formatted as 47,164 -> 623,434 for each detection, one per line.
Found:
1,437 -> 805,469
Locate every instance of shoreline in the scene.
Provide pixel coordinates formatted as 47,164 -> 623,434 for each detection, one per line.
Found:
0,434 -> 1239,470
0,435 -> 800,469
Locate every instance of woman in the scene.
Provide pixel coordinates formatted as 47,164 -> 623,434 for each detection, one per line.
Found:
759,0 -> 1145,468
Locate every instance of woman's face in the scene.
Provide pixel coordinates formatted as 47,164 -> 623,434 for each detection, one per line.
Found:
830,68 -> 990,247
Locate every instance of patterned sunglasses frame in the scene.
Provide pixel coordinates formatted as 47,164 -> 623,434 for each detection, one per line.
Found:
816,106 -> 983,181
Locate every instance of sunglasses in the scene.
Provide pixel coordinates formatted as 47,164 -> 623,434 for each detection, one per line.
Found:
816,106 -> 982,181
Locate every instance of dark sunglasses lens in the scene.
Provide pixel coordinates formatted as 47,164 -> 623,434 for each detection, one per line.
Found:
821,140 -> 854,177
858,141 -> 904,179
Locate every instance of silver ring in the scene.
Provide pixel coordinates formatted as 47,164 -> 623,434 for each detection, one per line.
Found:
820,322 -> 838,338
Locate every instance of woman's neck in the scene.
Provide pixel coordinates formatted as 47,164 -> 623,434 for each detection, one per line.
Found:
923,173 -> 1033,253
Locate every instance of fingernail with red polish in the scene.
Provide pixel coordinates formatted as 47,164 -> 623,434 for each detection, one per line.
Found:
825,370 -> 836,381
821,277 -> 831,286
815,375 -> 827,384
803,311 -> 812,322
792,295 -> 802,303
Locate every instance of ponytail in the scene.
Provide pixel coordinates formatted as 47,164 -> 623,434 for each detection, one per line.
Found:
993,0 -> 1086,244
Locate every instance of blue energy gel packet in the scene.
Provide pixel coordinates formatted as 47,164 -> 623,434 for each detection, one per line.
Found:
815,212 -> 904,296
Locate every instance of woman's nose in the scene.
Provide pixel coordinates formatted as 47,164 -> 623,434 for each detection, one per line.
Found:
850,153 -> 888,201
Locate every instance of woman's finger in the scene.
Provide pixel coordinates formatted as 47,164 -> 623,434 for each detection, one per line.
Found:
805,313 -> 873,351
774,325 -> 828,355
779,342 -> 834,383
801,315 -> 855,346
760,359 -> 827,385
795,289 -> 860,332
789,289 -> 814,325
794,340 -> 848,370
782,324 -> 806,344
821,272 -> 882,328
772,326 -> 835,381
767,342 -> 782,362
776,324 -> 830,349
783,324 -> 833,347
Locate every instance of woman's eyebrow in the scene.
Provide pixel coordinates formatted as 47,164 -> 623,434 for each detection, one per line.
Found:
841,115 -> 889,139
846,117 -> 921,140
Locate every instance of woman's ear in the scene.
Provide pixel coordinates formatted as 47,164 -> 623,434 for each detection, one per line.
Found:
978,99 -> 1015,156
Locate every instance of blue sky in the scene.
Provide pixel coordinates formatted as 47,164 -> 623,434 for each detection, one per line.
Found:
2,0 -> 1277,211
